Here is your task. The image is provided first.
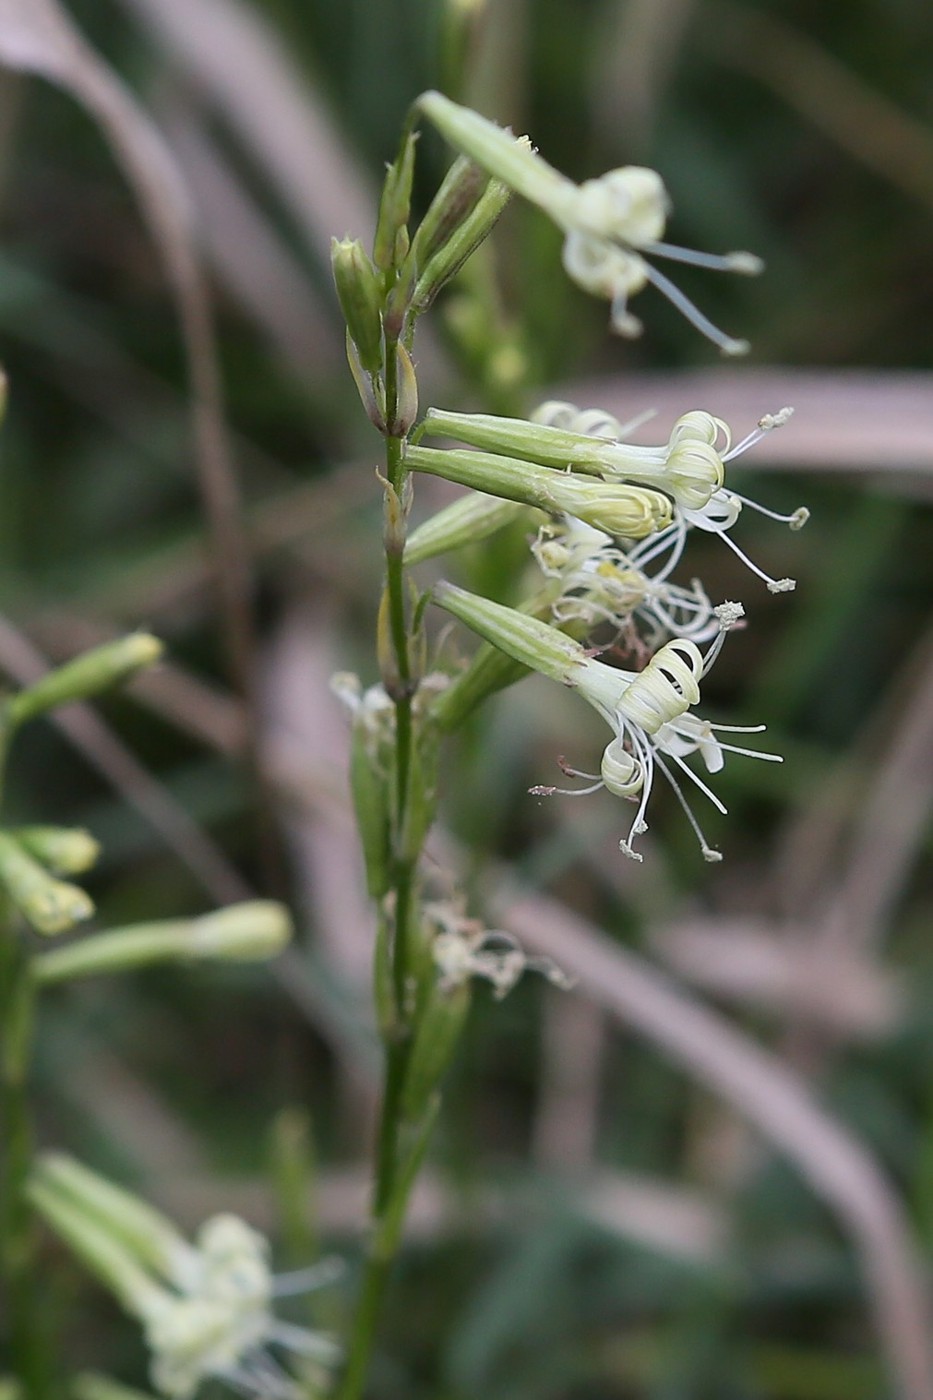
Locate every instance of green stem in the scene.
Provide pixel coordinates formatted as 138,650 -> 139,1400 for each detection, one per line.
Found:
338,1099 -> 439,1400
1,925 -> 50,1395
337,327 -> 423,1400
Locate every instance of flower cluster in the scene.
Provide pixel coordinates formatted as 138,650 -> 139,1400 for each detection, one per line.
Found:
404,372 -> 806,862
328,94 -> 807,869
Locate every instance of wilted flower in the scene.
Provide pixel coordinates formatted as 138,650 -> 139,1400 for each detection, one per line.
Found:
424,900 -> 572,998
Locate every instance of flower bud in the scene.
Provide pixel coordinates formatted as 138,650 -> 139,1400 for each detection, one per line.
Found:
408,155 -> 488,270
406,444 -> 670,539
6,633 -> 162,729
0,831 -> 93,935
433,581 -> 589,685
33,902 -> 292,985
331,238 -> 384,374
373,130 -> 418,270
410,171 -> 512,313
14,824 -> 101,875
402,979 -> 471,1123
387,343 -> 418,437
188,902 -> 292,961
405,492 -> 529,565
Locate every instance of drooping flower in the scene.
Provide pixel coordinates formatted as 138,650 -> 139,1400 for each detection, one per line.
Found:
418,91 -> 761,352
433,582 -> 780,862
530,400 -> 808,593
418,401 -> 808,592
545,614 -> 781,862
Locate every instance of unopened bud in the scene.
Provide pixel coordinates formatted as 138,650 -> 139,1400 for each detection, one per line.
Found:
405,492 -> 529,565
373,130 -> 418,270
411,174 -> 512,313
433,580 -> 589,685
402,979 -> 471,1122
0,831 -> 93,935
6,633 -> 162,729
387,343 -> 419,437
188,902 -> 292,961
33,902 -> 291,985
409,156 -> 487,271
14,825 -> 101,876
331,237 -> 384,374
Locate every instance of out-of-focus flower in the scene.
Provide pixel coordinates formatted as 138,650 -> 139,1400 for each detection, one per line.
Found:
29,1156 -> 340,1400
418,91 -> 761,350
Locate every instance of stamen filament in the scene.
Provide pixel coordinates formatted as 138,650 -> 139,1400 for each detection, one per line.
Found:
643,241 -> 764,276
272,1259 -> 344,1296
728,491 -> 810,528
718,528 -> 795,592
664,745 -> 728,813
642,262 -> 749,355
713,739 -> 782,762
654,752 -> 721,860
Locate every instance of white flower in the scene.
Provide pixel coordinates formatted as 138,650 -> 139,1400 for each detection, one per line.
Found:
139,1216 -> 341,1400
531,515 -> 720,649
531,400 -> 808,592
434,582 -> 781,862
418,91 -> 762,352
557,168 -> 761,352
539,621 -> 782,862
28,1155 -> 340,1400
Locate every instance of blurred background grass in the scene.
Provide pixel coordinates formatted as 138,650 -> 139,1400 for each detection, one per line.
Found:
2,0 -> 933,1396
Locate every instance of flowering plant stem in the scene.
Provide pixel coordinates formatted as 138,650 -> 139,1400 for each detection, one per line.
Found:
337,328 -> 425,1400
